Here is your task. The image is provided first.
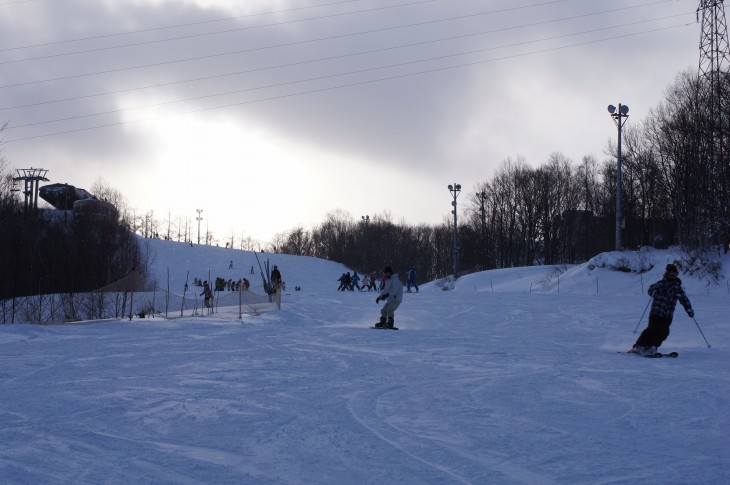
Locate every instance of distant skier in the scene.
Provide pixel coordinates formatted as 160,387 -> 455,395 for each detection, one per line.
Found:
271,265 -> 282,287
361,274 -> 371,291
201,281 -> 213,311
271,265 -> 283,309
367,274 -> 378,291
631,264 -> 694,355
338,272 -> 351,291
374,266 -> 403,329
406,267 -> 419,293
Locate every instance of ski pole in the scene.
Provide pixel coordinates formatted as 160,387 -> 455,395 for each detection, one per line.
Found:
634,298 -> 652,333
692,316 -> 711,348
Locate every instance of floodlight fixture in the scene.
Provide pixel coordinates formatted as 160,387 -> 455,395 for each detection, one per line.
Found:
607,104 -> 616,114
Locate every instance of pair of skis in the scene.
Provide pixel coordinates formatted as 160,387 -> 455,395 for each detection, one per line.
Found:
623,350 -> 679,359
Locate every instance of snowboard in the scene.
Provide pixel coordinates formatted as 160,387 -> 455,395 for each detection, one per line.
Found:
371,325 -> 399,330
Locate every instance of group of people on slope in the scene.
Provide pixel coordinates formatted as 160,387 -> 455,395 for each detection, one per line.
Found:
194,276 -> 251,292
337,272 -> 379,291
198,265 -> 284,311
337,267 -> 419,293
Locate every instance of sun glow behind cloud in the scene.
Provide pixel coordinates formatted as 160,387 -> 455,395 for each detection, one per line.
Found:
127,111 -> 407,245
130,113 -> 313,243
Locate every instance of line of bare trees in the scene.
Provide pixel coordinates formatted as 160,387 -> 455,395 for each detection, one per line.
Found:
272,70 -> 728,282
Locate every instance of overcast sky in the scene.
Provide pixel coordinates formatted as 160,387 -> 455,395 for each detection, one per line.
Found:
0,0 -> 701,243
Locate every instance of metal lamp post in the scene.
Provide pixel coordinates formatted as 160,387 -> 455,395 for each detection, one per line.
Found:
476,190 -> 488,266
361,215 -> 370,271
196,209 -> 203,245
608,103 -> 629,251
448,183 -> 461,278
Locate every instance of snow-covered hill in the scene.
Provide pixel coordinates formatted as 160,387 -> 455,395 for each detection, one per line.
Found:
1,240 -> 728,484
142,238 -> 352,294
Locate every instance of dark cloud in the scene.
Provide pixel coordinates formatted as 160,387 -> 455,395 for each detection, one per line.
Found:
0,0 -> 702,239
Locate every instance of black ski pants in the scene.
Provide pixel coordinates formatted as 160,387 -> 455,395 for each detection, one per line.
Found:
635,313 -> 673,348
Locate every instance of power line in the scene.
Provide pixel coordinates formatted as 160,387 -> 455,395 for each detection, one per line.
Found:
0,0 -> 43,5
0,0 -> 443,62
1,12 -> 693,120
0,0 -> 418,52
0,0 -> 679,90
0,0 -> 368,51
1,0 -> 574,65
1,22 -> 693,144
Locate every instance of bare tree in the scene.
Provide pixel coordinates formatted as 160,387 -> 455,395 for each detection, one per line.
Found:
281,227 -> 313,256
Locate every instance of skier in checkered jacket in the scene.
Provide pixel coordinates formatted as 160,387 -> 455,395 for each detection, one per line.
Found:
632,264 -> 694,355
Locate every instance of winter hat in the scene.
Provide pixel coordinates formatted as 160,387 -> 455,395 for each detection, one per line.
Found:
665,264 -> 679,277
383,266 -> 393,274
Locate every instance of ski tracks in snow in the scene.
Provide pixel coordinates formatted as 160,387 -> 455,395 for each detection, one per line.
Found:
344,385 -> 557,485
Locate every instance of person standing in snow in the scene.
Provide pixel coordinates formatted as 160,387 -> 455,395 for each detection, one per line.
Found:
631,264 -> 694,355
367,273 -> 378,291
374,266 -> 403,329
271,265 -> 282,287
406,267 -> 419,293
201,281 -> 213,311
361,274 -> 371,291
338,272 -> 352,291
270,265 -> 283,309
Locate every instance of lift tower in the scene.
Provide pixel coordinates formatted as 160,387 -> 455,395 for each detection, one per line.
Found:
696,1 -> 730,246
13,168 -> 49,214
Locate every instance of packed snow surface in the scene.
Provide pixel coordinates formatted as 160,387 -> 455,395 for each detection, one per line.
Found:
1,240 -> 728,484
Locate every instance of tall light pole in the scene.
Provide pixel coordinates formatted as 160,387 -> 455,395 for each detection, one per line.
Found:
361,215 -> 370,271
195,209 -> 203,245
608,103 -> 629,251
448,183 -> 461,278
476,190 -> 488,266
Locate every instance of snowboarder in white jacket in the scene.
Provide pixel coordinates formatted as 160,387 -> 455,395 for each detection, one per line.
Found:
375,266 -> 403,329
